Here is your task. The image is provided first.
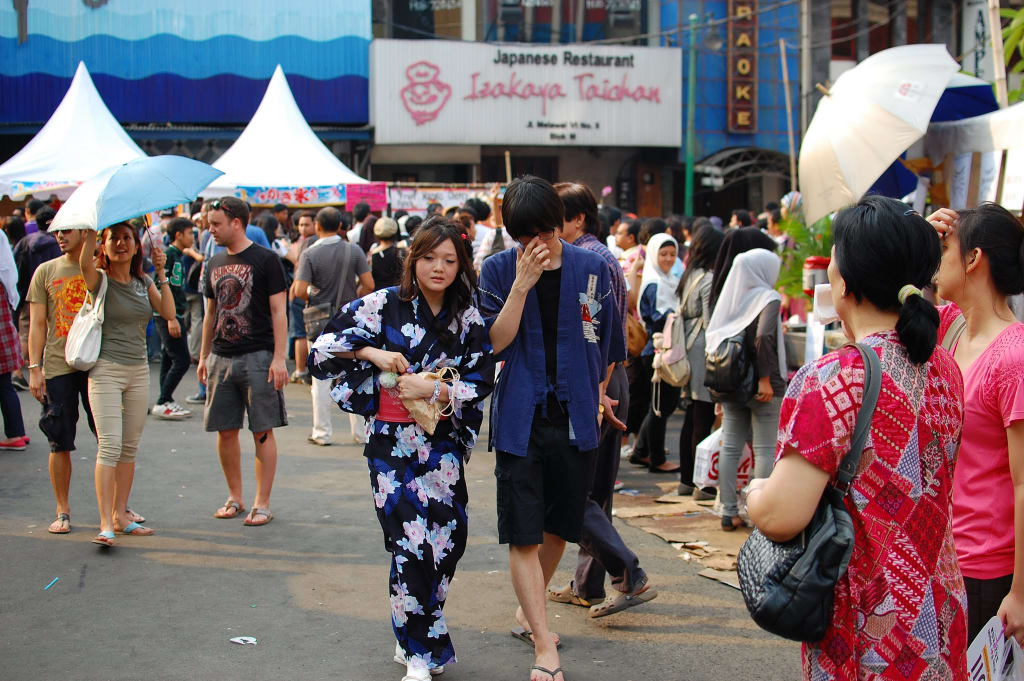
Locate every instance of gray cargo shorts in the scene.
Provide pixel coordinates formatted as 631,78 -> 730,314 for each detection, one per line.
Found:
204,350 -> 288,433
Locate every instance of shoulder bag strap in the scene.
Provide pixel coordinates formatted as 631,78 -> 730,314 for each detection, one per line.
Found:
834,342 -> 882,494
941,314 -> 966,353
91,270 -> 109,323
332,241 -> 355,311
682,271 -> 709,351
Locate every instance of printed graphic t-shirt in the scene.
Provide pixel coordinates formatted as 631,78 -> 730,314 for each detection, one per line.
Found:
163,245 -> 187,316
26,257 -> 88,378
204,243 -> 287,357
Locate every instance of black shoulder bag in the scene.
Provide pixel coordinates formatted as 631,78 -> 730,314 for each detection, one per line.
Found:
736,342 -> 881,642
302,241 -> 354,341
704,331 -> 757,403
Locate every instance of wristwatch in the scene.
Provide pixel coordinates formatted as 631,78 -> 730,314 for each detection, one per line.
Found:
27,363 -> 41,369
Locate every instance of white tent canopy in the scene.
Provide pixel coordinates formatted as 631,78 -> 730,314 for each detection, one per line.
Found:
201,65 -> 366,201
924,101 -> 1024,162
0,62 -> 146,200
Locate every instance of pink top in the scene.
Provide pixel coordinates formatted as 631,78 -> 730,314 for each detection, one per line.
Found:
939,304 -> 1024,579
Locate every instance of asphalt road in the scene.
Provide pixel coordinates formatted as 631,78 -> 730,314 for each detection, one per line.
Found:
0,367 -> 800,681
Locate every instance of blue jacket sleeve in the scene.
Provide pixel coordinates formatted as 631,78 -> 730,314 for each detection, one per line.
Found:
595,266 -> 622,368
639,283 -> 669,333
477,254 -> 513,361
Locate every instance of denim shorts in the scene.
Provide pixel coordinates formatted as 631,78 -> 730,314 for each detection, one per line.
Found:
39,371 -> 95,453
494,413 -> 596,546
204,350 -> 288,433
289,298 -> 306,340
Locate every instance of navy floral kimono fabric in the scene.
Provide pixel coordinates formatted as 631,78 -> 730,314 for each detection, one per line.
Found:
308,287 -> 494,670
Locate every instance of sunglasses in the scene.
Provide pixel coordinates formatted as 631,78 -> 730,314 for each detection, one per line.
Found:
518,227 -> 558,241
206,199 -> 243,221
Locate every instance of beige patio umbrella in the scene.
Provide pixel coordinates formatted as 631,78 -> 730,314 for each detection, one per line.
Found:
798,44 -> 959,225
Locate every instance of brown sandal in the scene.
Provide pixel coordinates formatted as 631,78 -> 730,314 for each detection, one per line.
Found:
48,513 -> 71,534
214,499 -> 245,519
547,582 -> 603,607
244,508 -> 273,526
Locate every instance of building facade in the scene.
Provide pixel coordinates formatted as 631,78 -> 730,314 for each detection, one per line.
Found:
369,0 -> 800,216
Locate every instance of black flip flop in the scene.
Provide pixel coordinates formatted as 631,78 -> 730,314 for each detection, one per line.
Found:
511,628 -> 562,650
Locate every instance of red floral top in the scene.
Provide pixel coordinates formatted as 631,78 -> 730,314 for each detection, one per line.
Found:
776,333 -> 968,681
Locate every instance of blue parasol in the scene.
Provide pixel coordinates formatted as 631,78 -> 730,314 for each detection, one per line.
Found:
51,155 -> 223,231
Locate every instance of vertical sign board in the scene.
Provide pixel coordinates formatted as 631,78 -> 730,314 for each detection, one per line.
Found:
728,0 -> 758,133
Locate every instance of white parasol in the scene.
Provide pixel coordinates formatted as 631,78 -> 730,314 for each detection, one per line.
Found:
798,44 -> 959,225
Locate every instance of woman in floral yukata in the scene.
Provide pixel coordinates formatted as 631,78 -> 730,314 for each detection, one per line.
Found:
308,217 -> 494,681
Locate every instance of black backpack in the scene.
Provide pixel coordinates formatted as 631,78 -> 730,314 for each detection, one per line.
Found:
704,333 -> 756,403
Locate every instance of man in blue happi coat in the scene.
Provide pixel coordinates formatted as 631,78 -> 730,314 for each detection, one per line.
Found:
478,175 -> 625,681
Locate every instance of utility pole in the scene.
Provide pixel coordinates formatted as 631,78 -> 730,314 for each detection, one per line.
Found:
684,13 -> 698,216
799,0 -> 811,134
988,0 -> 1009,205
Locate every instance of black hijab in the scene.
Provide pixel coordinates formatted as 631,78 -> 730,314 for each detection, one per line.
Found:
709,227 -> 778,309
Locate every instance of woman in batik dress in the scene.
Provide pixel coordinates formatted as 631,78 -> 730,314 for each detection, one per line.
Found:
309,218 -> 494,681
747,197 -> 967,681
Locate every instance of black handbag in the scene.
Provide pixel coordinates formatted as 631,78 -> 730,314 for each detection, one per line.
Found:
736,343 -> 881,643
704,332 -> 756,403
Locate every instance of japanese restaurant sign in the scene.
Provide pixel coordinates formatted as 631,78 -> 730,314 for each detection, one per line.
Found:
371,39 -> 681,147
727,0 -> 758,133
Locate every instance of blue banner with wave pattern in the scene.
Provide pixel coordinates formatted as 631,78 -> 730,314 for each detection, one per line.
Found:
0,1 -> 371,125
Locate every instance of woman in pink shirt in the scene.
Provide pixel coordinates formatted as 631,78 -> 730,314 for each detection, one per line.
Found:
929,203 -> 1024,644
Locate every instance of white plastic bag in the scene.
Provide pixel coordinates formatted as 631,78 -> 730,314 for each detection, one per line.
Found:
65,271 -> 106,371
693,427 -> 754,490
1002,637 -> 1024,681
968,616 -> 1024,681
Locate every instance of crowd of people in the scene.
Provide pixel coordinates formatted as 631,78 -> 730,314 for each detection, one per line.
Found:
0,177 -> 1023,681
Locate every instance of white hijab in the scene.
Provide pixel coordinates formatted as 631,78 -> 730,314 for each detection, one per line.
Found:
639,233 -> 681,316
705,249 -> 786,372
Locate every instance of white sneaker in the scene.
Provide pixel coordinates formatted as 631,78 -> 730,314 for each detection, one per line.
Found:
394,643 -> 444,676
152,402 -> 188,420
168,402 -> 193,418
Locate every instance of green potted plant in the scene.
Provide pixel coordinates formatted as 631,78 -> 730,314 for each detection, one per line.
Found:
777,213 -> 834,302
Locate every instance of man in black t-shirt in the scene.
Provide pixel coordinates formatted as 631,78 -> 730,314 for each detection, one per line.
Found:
198,197 -> 288,527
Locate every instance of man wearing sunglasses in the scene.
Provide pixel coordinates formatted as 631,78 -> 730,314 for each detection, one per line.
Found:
198,197 -> 288,527
478,175 -> 625,681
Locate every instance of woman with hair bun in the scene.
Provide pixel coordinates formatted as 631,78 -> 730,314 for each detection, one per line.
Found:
746,196 -> 967,680
308,217 -> 494,681
928,203 -> 1024,644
